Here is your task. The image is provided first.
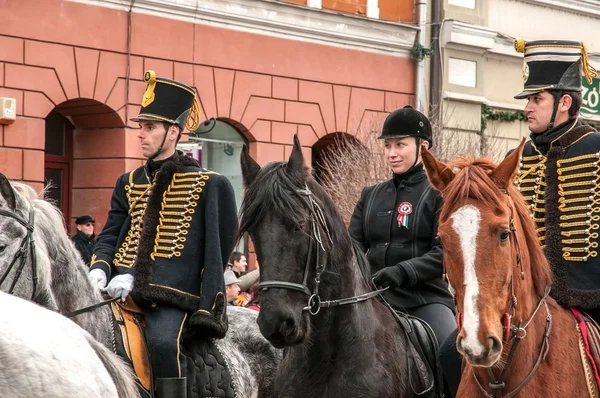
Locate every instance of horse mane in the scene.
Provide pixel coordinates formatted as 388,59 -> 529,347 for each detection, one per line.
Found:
441,157 -> 552,298
11,182 -> 90,306
12,183 -> 81,265
238,162 -> 372,288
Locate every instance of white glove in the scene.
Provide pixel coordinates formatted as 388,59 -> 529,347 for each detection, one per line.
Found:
102,274 -> 134,302
88,269 -> 107,290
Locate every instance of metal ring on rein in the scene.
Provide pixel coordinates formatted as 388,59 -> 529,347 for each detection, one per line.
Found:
307,294 -> 321,315
302,287 -> 389,315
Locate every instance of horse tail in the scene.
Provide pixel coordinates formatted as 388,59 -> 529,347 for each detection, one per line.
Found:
84,332 -> 141,398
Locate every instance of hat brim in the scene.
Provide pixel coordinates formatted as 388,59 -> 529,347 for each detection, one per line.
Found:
130,114 -> 178,125
378,134 -> 412,140
514,89 -> 544,100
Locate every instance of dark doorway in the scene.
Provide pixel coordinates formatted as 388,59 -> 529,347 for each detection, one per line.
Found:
44,110 -> 74,230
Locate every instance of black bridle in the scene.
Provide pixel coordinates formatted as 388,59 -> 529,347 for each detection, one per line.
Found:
0,207 -> 38,300
257,185 -> 386,316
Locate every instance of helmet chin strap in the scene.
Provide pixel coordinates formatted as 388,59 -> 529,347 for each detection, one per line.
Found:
148,124 -> 181,161
546,91 -> 563,131
148,129 -> 169,161
397,138 -> 421,175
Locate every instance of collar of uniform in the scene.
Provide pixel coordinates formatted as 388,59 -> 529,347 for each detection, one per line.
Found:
530,119 -> 578,151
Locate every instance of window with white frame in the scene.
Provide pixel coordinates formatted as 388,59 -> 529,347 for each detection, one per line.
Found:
448,57 -> 477,88
448,0 -> 476,8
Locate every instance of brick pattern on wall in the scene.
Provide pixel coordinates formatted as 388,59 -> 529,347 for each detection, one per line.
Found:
0,0 -> 415,231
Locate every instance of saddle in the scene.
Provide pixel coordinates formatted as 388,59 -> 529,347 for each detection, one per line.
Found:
110,297 -> 153,392
386,302 -> 444,398
110,297 -> 236,398
572,308 -> 600,397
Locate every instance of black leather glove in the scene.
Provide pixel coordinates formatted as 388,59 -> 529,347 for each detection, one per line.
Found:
372,265 -> 407,289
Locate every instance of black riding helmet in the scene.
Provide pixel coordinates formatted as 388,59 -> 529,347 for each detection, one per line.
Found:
378,105 -> 433,147
379,105 -> 432,174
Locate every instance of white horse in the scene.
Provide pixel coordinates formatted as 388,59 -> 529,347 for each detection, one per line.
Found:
0,289 -> 138,397
0,175 -> 280,397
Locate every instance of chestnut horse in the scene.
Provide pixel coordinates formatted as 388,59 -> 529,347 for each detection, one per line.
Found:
421,140 -> 592,397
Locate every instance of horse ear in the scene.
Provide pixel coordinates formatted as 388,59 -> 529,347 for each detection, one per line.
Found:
490,138 -> 526,190
240,144 -> 261,188
0,174 -> 16,210
421,147 -> 454,191
286,134 -> 306,176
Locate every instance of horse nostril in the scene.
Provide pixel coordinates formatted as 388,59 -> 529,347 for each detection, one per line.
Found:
488,336 -> 502,354
456,335 -> 469,355
279,318 -> 296,337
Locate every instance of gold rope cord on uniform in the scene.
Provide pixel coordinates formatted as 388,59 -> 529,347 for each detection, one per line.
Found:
581,43 -> 598,84
186,97 -> 202,131
151,172 -> 210,260
116,181 -> 151,268
556,155 -> 600,260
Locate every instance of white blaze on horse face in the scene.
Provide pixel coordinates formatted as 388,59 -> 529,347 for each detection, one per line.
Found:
451,205 -> 484,357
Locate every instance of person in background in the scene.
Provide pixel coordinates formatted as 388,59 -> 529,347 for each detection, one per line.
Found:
71,215 -> 96,267
227,251 -> 247,276
224,271 -> 241,305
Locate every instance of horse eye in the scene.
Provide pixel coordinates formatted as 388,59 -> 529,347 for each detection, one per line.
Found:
0,245 -> 6,253
294,222 -> 305,232
499,230 -> 510,242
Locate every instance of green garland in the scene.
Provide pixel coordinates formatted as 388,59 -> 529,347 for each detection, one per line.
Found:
480,104 -> 527,133
480,104 -> 600,132
412,43 -> 433,61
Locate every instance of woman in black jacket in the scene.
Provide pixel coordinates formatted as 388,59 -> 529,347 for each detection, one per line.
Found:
349,105 -> 456,349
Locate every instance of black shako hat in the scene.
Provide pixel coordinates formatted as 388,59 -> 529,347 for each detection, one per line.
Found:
131,70 -> 202,131
378,105 -> 433,147
514,39 -> 597,99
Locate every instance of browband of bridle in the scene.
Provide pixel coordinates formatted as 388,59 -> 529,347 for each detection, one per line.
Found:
257,184 -> 387,315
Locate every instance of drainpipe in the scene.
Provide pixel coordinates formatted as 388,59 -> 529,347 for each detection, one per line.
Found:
125,0 -> 135,124
430,0 -> 442,122
415,0 -> 427,112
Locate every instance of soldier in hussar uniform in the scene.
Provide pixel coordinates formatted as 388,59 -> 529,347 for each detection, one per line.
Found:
88,70 -> 238,398
512,39 -> 600,323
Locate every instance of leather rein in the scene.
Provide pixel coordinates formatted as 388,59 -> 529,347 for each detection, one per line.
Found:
460,190 -> 553,398
257,184 -> 387,315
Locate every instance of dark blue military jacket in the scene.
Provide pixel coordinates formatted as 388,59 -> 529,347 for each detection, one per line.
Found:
515,120 -> 600,311
91,154 -> 238,333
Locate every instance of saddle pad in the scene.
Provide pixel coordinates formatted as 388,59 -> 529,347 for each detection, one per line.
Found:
572,308 -> 600,392
184,338 -> 235,398
111,301 -> 152,392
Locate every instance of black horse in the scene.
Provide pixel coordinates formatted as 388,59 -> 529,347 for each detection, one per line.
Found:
239,135 -> 442,398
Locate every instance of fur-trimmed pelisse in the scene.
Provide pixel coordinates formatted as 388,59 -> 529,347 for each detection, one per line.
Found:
542,124 -> 600,309
132,155 -> 202,311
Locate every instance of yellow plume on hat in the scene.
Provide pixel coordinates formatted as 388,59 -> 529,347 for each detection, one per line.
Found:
141,70 -> 157,107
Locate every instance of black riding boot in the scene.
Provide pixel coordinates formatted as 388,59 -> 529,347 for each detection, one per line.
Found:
155,377 -> 187,398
